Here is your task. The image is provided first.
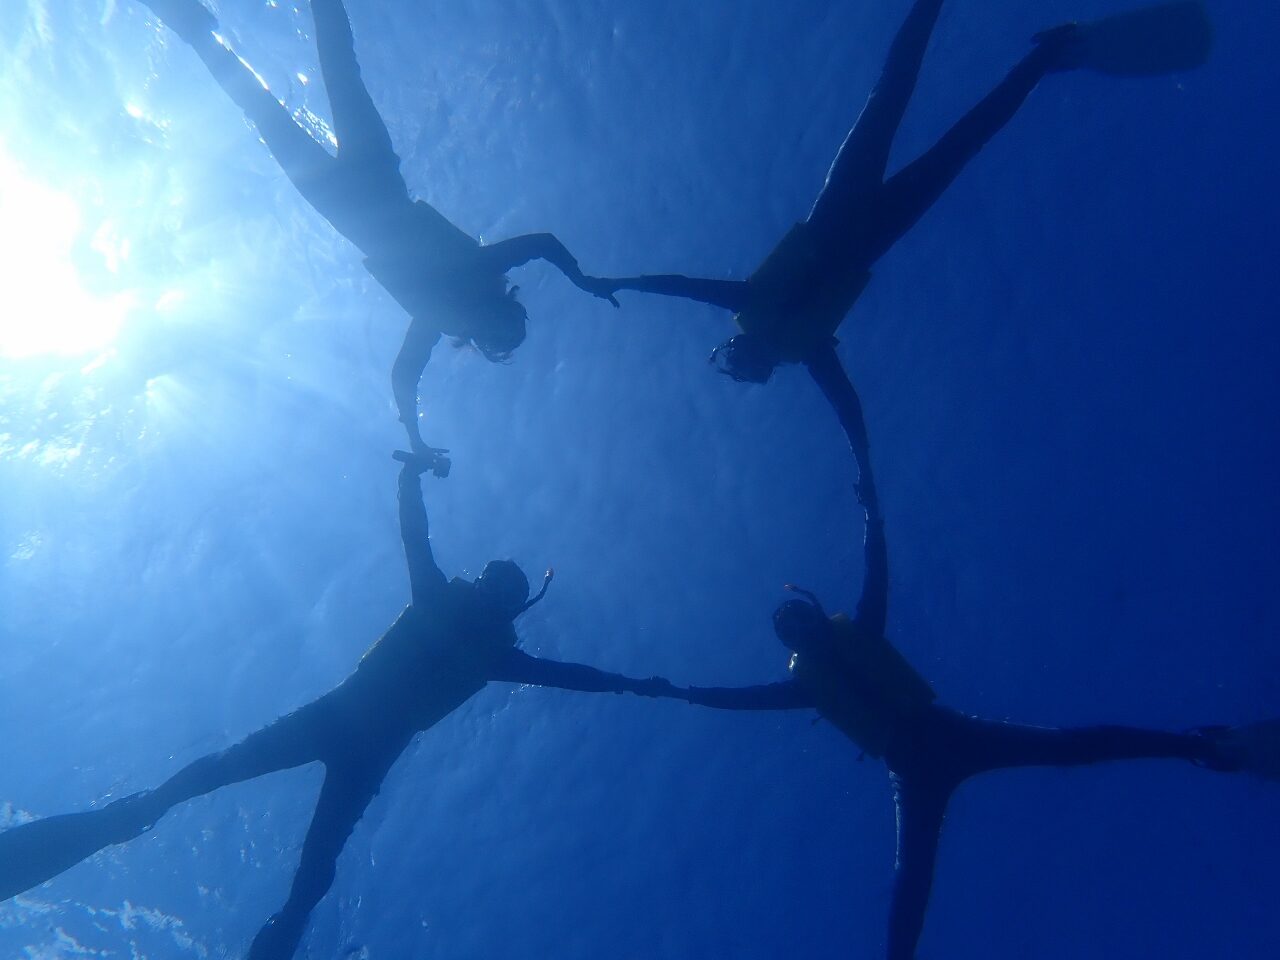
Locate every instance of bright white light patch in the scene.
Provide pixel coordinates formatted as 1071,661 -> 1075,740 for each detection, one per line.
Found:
0,149 -> 130,357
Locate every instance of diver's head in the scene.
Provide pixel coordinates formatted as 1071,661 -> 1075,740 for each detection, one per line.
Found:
474,559 -> 531,622
709,333 -> 779,384
472,289 -> 528,361
772,594 -> 833,656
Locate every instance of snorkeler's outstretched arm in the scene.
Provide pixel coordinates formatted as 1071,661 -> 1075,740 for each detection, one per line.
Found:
489,649 -> 681,697
478,234 -> 620,306
805,345 -> 880,517
603,274 -> 752,312
394,454 -> 449,607
805,344 -> 888,636
683,680 -> 812,710
391,323 -> 445,460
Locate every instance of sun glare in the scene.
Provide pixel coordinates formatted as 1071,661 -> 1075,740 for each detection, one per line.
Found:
0,149 -> 132,358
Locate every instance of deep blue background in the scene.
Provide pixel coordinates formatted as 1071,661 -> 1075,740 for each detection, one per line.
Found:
1,1 -> 1278,957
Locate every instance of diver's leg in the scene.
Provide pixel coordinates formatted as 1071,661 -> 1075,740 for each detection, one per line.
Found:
886,774 -> 952,960
0,704 -> 326,902
957,715 -> 1218,776
140,0 -> 376,239
872,32 -> 1072,258
309,0 -> 409,198
142,703 -> 329,818
142,0 -> 334,177
246,761 -> 389,960
807,0 -> 946,233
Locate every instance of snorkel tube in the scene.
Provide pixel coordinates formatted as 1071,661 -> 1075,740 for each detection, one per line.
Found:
783,583 -> 828,618
518,567 -> 555,616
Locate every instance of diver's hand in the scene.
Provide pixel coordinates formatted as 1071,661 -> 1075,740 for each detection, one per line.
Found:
634,676 -> 680,699
1029,22 -> 1082,71
578,276 -> 621,309
393,448 -> 451,478
411,439 -> 452,478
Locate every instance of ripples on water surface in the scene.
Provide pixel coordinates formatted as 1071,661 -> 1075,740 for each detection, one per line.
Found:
1,1 -> 1279,957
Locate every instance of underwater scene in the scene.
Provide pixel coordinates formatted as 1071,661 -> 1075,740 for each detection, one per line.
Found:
1,1 -> 1278,957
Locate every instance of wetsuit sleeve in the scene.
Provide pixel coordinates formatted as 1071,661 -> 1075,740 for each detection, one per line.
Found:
490,649 -> 682,697
398,463 -> 448,608
605,274 -> 751,312
805,344 -> 888,638
479,233 -> 587,282
391,322 -> 442,455
684,680 -> 812,710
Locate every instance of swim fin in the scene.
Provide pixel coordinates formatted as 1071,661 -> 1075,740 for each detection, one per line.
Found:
1217,718 -> 1280,782
1057,2 -> 1214,77
0,795 -> 153,901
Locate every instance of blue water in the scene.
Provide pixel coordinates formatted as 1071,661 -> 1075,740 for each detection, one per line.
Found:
1,1 -> 1278,957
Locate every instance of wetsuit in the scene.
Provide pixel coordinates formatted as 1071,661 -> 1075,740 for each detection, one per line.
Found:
683,672 -> 1216,959
0,463 -> 666,960
139,0 -> 606,455
664,362 -> 1225,959
603,0 -> 1074,372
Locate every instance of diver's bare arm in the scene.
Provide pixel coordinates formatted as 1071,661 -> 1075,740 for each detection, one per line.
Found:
684,680 -> 812,710
490,649 -> 681,697
391,323 -> 442,456
479,233 -> 620,305
480,233 -> 583,276
605,275 -> 751,312
397,461 -> 448,608
805,344 -> 888,637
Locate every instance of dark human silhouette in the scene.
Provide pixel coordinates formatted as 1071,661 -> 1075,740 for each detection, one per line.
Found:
137,0 -> 617,467
646,368 -> 1268,960
0,452 -> 670,960
599,0 -> 1212,384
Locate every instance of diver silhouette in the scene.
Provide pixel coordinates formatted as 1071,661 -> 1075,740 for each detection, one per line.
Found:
0,452 -> 672,960
137,0 -> 618,467
645,364 -> 1275,960
598,0 -> 1212,384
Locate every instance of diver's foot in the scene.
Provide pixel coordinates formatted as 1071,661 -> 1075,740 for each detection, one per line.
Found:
138,0 -> 219,43
1031,22 -> 1083,72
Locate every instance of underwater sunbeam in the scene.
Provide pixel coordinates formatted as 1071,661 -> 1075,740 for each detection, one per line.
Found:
0,146 -> 130,358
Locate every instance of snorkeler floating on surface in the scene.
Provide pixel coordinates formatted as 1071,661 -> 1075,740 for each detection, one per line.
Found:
0,453 -> 673,960
137,0 -> 618,470
597,0 -> 1213,385
640,370 -> 1278,960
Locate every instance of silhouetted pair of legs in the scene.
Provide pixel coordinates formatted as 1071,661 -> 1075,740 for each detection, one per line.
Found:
0,692 -> 405,960
883,708 -> 1214,959
608,0 -> 1071,332
145,0 -> 410,255
806,0 -> 1066,264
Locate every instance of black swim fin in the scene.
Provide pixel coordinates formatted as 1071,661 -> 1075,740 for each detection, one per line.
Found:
0,796 -> 153,901
1218,718 -> 1280,782
1058,2 -> 1213,77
